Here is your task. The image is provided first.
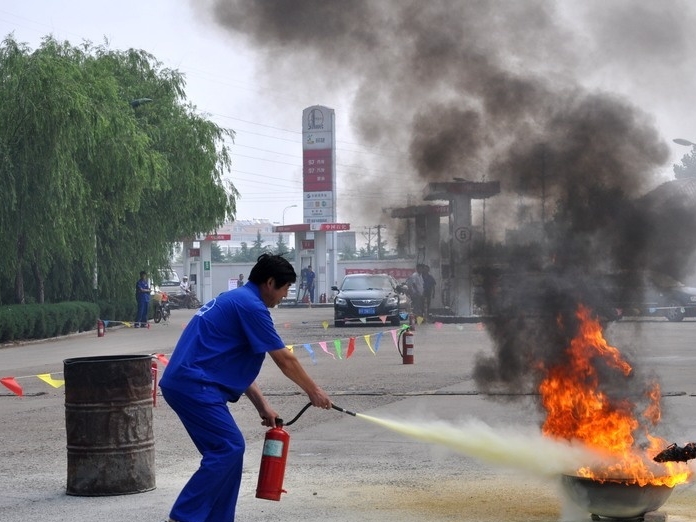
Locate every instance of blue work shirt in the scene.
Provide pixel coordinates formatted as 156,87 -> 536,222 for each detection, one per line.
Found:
159,282 -> 285,402
136,279 -> 150,302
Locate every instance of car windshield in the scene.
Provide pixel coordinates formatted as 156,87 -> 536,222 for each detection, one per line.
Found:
341,275 -> 393,291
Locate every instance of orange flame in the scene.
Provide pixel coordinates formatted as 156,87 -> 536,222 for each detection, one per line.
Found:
539,304 -> 690,487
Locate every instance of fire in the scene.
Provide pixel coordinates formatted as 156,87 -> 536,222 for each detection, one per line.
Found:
539,304 -> 690,487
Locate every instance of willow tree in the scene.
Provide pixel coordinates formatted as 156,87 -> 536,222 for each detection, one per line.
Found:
0,35 -> 237,304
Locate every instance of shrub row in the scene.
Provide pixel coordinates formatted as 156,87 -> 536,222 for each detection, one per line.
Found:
0,300 -> 161,343
0,302 -> 99,343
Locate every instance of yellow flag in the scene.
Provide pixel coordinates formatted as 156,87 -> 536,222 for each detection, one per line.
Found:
37,373 -> 65,388
286,345 -> 294,353
363,334 -> 375,355
322,320 -> 329,330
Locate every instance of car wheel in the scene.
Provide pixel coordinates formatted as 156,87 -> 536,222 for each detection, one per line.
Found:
665,302 -> 685,322
334,319 -> 345,327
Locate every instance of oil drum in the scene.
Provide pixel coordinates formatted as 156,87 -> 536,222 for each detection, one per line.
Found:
64,354 -> 155,496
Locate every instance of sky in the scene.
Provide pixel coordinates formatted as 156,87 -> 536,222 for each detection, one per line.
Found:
2,0 -> 696,241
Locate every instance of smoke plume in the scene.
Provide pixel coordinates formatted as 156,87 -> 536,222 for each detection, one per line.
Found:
202,1 -> 696,429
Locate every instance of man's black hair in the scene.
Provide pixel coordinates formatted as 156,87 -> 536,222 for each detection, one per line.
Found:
248,253 -> 297,288
140,271 -> 147,277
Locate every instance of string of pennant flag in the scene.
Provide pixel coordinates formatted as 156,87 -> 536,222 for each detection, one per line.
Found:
0,320 -> 444,397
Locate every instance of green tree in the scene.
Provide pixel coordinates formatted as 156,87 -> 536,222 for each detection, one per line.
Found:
250,231 -> 266,259
211,243 -> 226,263
0,35 -> 237,304
274,233 -> 288,256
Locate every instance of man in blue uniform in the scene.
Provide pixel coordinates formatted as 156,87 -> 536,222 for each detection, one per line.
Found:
159,254 -> 332,522
135,270 -> 150,328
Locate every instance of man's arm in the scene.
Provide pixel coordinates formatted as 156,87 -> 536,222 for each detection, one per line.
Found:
245,382 -> 280,427
268,348 -> 331,409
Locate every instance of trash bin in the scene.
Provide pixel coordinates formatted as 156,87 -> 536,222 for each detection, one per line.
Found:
64,354 -> 156,496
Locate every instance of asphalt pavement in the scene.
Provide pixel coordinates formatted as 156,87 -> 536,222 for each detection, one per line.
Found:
1,307 -> 696,521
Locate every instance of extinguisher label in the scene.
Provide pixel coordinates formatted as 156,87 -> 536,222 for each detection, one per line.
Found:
262,439 -> 284,458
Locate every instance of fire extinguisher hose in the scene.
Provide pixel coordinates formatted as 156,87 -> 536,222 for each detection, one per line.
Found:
284,402 -> 358,426
396,326 -> 410,358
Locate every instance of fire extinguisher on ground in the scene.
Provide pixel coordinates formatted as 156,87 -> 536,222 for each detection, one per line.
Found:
398,326 -> 415,364
97,319 -> 105,338
256,418 -> 290,501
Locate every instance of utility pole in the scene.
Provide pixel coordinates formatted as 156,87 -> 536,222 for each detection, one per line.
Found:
376,224 -> 384,260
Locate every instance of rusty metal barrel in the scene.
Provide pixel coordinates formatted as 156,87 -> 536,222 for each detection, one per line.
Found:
64,354 -> 155,496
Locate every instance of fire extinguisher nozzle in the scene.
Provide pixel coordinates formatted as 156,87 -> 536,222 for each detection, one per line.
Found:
332,404 -> 357,416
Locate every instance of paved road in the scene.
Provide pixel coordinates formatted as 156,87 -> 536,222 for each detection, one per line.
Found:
1,309 -> 696,521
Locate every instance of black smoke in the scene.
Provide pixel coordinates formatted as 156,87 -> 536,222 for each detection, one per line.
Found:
202,1 -> 696,421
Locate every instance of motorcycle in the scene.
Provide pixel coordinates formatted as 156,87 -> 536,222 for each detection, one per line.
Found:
168,290 -> 202,309
153,291 -> 171,323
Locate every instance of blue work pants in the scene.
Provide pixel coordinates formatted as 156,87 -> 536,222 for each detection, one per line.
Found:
161,383 -> 245,522
136,299 -> 149,325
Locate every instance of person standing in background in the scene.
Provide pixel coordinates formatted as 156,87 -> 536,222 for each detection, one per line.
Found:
135,271 -> 150,328
305,265 -> 316,303
237,273 -> 245,287
422,264 -> 436,321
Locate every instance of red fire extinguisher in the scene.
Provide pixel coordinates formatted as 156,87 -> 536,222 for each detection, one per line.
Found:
256,418 -> 290,501
97,319 -> 105,338
399,327 -> 415,364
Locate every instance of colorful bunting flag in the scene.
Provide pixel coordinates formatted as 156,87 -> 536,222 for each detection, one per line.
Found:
379,315 -> 387,324
390,329 -> 399,349
333,339 -> 343,359
374,332 -> 383,352
364,334 -> 375,355
154,353 -> 169,365
303,343 -> 317,364
416,316 -> 424,325
347,337 -> 356,358
286,345 -> 294,353
1,377 -> 23,396
322,320 -> 329,330
37,374 -> 65,388
319,341 -> 335,359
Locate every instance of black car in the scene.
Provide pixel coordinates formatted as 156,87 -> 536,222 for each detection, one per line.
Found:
600,271 -> 696,322
332,273 -> 410,327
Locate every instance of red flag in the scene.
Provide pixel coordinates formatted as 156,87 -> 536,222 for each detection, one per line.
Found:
1,376 -> 23,396
347,337 -> 356,358
154,353 -> 169,366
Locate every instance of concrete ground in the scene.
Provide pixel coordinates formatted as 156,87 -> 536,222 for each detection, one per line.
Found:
1,307 -> 696,521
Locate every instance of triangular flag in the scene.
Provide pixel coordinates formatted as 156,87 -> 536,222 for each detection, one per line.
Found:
359,317 -> 367,324
374,332 -> 383,352
391,329 -> 399,349
286,345 -> 294,353
333,339 -> 343,360
347,337 -> 356,358
103,320 -> 110,327
37,373 -> 65,388
319,341 -> 335,359
363,334 -> 375,355
155,353 -> 169,365
435,322 -> 443,329
303,344 -> 317,365
416,316 -> 424,325
1,377 -> 23,396
379,315 -> 387,324
322,320 -> 329,330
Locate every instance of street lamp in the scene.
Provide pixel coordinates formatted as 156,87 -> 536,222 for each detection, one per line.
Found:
673,138 -> 696,147
282,204 -> 298,225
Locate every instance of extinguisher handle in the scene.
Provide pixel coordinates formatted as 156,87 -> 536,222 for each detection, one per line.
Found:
275,417 -> 284,427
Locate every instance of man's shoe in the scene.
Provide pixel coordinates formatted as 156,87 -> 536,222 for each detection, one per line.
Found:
134,324 -> 140,328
